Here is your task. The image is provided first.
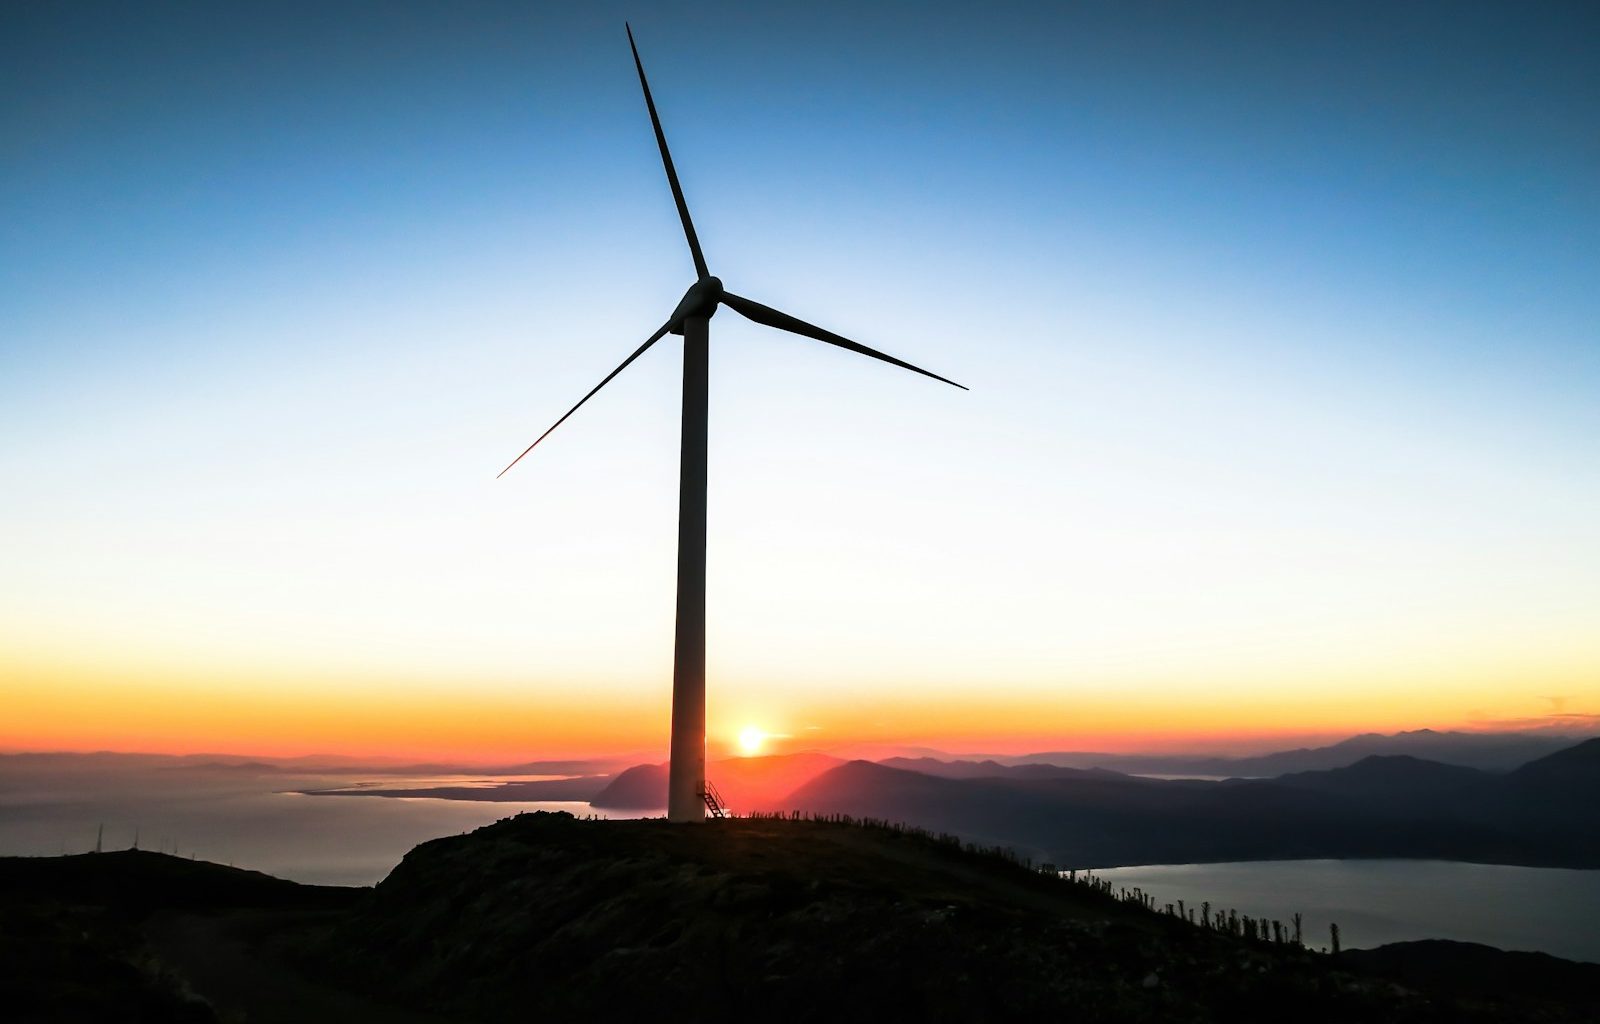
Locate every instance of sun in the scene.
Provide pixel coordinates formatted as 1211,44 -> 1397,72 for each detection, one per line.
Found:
736,726 -> 767,757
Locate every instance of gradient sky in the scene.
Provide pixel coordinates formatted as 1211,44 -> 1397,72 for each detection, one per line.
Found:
3,1 -> 1597,759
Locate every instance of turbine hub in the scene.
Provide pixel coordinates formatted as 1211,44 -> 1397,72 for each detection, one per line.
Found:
670,276 -> 723,333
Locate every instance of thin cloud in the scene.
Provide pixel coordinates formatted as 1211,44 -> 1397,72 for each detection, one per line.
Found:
1462,711 -> 1600,734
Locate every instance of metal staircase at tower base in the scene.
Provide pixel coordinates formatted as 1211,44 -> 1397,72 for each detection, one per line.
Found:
698,780 -> 727,818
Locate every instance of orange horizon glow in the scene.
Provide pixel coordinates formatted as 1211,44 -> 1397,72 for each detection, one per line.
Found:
5,646 -> 1593,764
6,537 -> 1595,766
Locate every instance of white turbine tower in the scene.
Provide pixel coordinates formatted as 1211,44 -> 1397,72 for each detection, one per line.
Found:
500,25 -> 964,822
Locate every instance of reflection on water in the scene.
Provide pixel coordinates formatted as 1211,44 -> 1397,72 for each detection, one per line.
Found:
1095,859 -> 1600,964
1130,774 -> 1242,782
0,764 -> 634,886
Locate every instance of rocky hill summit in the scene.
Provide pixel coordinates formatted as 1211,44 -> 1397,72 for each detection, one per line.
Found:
308,811 -> 1597,1023
6,816 -> 1597,1022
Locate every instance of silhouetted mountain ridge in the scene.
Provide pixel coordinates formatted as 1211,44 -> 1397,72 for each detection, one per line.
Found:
1508,736 -> 1600,783
1265,755 -> 1492,808
879,756 -> 1138,782
984,729 -> 1586,776
587,761 -> 667,808
785,741 -> 1600,869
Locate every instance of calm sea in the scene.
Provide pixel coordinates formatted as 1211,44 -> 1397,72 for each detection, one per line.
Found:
0,764 -> 630,886
1094,859 -> 1600,964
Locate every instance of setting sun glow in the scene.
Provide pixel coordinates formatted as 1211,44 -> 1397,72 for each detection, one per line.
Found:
737,727 -> 767,757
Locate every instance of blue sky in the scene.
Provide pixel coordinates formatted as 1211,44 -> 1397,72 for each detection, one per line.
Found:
2,2 -> 1597,755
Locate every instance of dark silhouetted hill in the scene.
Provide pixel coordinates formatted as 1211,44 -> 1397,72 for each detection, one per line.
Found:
587,761 -> 666,808
0,849 -> 352,917
1507,736 -> 1600,786
8,819 -> 1598,1022
306,811 -> 1595,1023
590,751 -> 843,812
0,851 -> 360,1023
1342,940 -> 1600,1015
1495,739 -> 1600,850
1266,755 -> 1492,814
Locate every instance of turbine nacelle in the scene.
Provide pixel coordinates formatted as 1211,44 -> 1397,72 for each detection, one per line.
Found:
669,275 -> 724,333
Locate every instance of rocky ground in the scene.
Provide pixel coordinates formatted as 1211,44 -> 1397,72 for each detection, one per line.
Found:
313,812 -> 1600,1023
3,814 -> 1597,1022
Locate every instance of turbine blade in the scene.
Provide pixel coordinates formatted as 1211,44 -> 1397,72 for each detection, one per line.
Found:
626,24 -> 709,280
497,319 -> 677,478
720,292 -> 967,390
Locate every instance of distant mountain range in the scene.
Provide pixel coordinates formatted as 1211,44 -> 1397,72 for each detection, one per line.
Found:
581,728 -> 1590,808
0,750 -> 640,783
6,728 -> 1588,781
585,737 -> 1600,869
877,757 -> 1138,782
10,729 -> 1598,872
956,728 -> 1590,776
786,739 -> 1600,869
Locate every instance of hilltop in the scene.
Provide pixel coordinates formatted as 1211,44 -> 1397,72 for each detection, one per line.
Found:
0,850 -> 360,1023
308,812 -> 1593,1023
0,848 -> 351,915
4,818 -> 1598,1022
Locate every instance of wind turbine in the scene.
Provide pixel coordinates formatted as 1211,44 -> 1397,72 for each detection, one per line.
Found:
499,25 -> 965,823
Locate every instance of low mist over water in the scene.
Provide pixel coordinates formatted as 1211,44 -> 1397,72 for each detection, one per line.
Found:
1096,859 -> 1600,964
